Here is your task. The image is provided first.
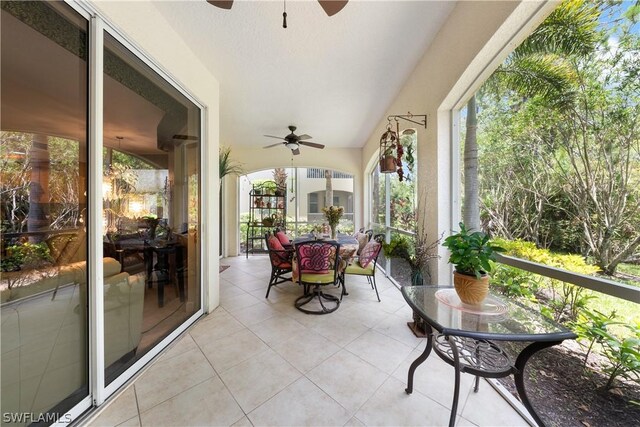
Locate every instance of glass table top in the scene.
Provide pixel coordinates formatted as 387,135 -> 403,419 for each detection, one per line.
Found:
402,286 -> 576,342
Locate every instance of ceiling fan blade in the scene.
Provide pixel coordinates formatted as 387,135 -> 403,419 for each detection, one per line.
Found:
297,134 -> 312,140
263,142 -> 283,149
318,0 -> 348,16
292,148 -> 301,155
206,0 -> 233,10
264,135 -> 286,140
299,141 -> 325,149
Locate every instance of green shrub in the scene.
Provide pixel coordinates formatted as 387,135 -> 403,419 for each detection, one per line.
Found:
493,238 -> 599,321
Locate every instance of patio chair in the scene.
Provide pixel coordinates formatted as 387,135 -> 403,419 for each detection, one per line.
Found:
342,234 -> 384,302
294,240 -> 341,314
264,232 -> 294,298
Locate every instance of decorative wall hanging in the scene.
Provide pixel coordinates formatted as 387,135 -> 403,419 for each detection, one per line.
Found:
378,112 -> 427,181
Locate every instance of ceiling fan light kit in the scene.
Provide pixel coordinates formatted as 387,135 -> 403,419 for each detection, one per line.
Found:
263,125 -> 324,155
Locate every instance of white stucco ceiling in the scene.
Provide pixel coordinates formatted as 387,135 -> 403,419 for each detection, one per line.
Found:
153,0 -> 455,150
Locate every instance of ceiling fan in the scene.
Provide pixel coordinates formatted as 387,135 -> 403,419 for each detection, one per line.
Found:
263,125 -> 325,155
206,1 -> 348,17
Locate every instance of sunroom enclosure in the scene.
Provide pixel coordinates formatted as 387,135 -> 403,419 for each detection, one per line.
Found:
1,0 -> 610,425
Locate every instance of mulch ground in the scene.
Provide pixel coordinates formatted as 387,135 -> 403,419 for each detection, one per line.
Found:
498,340 -> 640,426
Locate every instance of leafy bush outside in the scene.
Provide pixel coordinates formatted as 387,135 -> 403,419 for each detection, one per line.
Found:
492,238 -> 640,390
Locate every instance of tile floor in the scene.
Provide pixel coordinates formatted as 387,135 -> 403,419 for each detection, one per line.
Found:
86,256 -> 529,427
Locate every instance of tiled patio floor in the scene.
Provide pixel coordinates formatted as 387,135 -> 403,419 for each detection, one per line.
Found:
87,256 -> 529,427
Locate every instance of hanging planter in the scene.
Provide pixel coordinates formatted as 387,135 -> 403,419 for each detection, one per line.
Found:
379,123 -> 398,173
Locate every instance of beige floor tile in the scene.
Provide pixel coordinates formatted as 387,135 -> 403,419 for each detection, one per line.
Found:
220,284 -> 248,299
229,302 -> 280,327
336,297 -> 391,328
116,416 -> 140,427
394,303 -> 415,319
189,310 -> 245,345
461,380 -> 528,426
247,314 -> 304,346
355,376 -> 452,426
200,328 -> 269,373
139,376 -> 244,426
271,328 -> 340,373
306,349 -> 388,414
235,277 -> 270,293
89,386 -> 138,427
248,377 -> 351,426
310,314 -> 369,347
391,347 -> 475,411
219,349 -> 301,412
346,330 -> 414,374
221,292 -> 264,312
231,416 -> 254,426
157,333 -> 198,363
134,348 -> 215,412
344,416 -> 365,426
372,313 -> 423,349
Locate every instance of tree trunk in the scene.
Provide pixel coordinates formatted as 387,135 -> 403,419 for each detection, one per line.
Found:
463,96 -> 480,231
324,169 -> 333,207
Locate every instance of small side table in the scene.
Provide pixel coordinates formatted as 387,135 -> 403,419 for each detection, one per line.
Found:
401,286 -> 576,427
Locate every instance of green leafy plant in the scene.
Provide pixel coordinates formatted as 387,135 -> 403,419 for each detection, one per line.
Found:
383,231 -> 441,285
570,308 -> 621,368
442,222 -> 504,279
601,323 -> 640,390
219,146 -> 243,180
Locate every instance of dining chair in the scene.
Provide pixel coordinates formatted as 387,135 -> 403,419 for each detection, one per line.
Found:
342,234 -> 384,302
294,240 -> 341,314
264,232 -> 294,298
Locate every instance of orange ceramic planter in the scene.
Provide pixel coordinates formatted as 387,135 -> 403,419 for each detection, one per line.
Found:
453,271 -> 490,305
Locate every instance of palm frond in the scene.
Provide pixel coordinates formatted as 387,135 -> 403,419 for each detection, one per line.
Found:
495,53 -> 578,108
513,0 -> 600,59
219,146 -> 243,179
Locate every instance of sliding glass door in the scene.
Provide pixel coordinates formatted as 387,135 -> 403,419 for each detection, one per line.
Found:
102,32 -> 202,385
1,2 -> 204,424
1,1 -> 90,423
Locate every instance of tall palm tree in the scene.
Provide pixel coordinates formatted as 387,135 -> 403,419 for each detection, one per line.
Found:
463,0 -> 599,231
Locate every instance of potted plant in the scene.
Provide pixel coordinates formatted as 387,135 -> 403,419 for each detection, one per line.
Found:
442,222 -> 504,305
322,205 -> 344,239
380,146 -> 397,173
383,229 -> 441,337
273,168 -> 287,196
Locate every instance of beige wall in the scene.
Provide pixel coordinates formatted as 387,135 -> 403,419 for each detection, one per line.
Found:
93,0 -> 221,311
360,1 -> 557,284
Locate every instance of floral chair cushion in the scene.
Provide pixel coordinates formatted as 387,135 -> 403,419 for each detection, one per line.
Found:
359,241 -> 381,268
354,232 -> 369,254
297,244 -> 336,274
